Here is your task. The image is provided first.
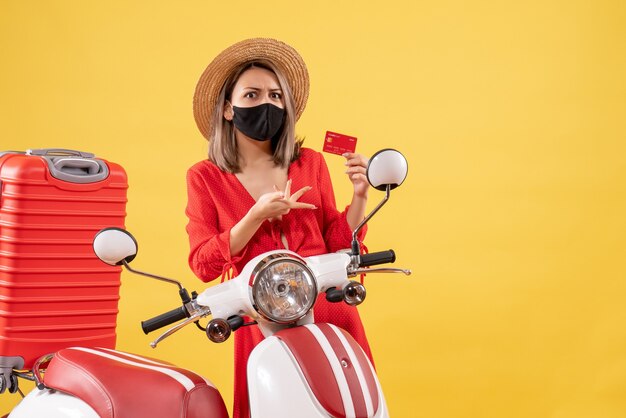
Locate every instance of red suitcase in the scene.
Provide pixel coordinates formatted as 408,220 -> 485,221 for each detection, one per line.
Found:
0,149 -> 128,379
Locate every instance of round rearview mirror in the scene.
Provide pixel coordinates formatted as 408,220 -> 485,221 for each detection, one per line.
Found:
93,227 -> 138,266
366,149 -> 408,191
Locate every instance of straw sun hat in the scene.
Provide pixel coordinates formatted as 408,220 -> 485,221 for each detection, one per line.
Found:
193,38 -> 310,140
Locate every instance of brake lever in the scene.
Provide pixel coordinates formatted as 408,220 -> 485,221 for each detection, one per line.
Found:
349,267 -> 412,276
150,306 -> 211,348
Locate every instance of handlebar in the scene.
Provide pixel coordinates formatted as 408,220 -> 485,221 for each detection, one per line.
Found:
359,250 -> 396,267
141,306 -> 188,334
139,250 -> 404,341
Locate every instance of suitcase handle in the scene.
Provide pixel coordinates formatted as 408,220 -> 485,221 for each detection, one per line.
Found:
26,148 -> 95,158
25,149 -> 110,184
53,158 -> 103,175
48,157 -> 109,184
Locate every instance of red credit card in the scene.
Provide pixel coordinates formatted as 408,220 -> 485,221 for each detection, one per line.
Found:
323,131 -> 357,155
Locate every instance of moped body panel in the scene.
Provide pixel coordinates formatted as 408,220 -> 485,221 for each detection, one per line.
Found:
248,323 -> 388,418
9,388 -> 99,418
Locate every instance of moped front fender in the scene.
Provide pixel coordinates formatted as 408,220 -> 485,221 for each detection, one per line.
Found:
247,323 -> 389,418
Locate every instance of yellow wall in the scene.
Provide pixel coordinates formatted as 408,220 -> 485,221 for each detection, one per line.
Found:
2,1 -> 625,416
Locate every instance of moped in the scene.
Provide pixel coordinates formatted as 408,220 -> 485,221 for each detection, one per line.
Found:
4,149 -> 410,418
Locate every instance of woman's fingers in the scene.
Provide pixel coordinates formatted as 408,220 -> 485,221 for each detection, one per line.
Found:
349,173 -> 368,182
343,153 -> 368,168
288,185 -> 315,210
251,191 -> 289,222
290,202 -> 317,210
345,166 -> 367,175
259,182 -> 315,218
290,186 -> 312,202
268,191 -> 285,201
284,179 -> 292,199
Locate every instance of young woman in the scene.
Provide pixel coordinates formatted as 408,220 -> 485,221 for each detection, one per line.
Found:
187,38 -> 372,418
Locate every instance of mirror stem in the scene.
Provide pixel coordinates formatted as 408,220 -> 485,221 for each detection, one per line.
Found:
122,260 -> 184,291
351,184 -> 391,255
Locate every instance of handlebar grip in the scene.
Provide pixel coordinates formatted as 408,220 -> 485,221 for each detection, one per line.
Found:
359,250 -> 396,267
141,306 -> 188,334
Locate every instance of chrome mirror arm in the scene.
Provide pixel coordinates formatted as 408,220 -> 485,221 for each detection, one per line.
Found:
122,260 -> 184,291
351,184 -> 391,255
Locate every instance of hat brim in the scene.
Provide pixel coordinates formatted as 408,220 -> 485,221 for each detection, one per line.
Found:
193,38 -> 310,140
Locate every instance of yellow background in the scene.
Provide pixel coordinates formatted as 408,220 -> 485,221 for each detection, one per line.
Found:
1,1 -> 626,417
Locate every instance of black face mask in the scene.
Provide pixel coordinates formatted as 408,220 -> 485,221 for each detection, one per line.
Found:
232,103 -> 285,141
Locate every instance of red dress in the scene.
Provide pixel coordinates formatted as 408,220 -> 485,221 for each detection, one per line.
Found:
185,147 -> 372,418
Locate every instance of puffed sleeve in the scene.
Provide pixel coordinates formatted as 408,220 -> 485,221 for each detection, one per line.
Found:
317,152 -> 367,252
185,165 -> 247,282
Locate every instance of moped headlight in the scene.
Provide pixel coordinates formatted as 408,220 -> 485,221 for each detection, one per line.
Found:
251,255 -> 317,324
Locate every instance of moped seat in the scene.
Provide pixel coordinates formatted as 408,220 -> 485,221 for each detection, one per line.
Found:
42,347 -> 228,418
